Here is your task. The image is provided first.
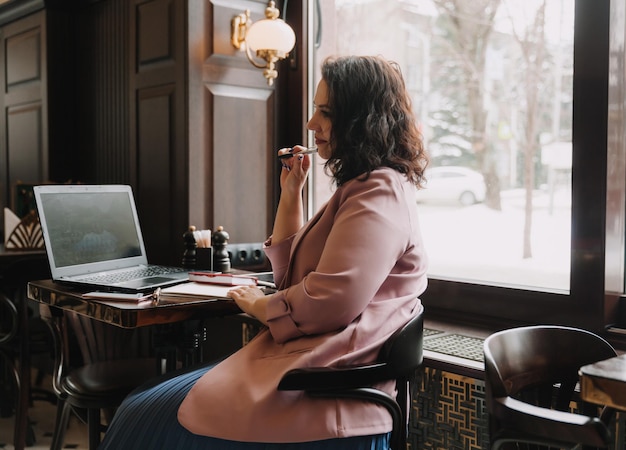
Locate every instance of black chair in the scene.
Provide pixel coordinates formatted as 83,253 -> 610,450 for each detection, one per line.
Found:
0,255 -> 55,450
483,325 -> 618,450
278,304 -> 424,450
41,305 -> 160,450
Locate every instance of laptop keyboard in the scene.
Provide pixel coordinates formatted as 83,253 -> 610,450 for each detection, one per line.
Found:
77,266 -> 186,284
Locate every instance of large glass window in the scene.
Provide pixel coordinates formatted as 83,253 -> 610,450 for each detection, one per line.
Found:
312,0 -> 575,292
307,0 -> 622,330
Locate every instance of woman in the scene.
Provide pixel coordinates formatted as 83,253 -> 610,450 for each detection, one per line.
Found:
99,55 -> 428,449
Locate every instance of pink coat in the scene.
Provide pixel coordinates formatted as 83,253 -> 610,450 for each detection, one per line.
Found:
177,167 -> 428,442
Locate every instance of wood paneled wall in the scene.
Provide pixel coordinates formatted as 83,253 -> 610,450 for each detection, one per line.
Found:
187,0 -> 306,244
0,10 -> 47,214
74,0 -> 130,183
188,0 -> 278,243
0,0 -> 306,266
130,0 -> 187,265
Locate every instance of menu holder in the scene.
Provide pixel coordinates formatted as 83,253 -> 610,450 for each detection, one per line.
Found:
4,208 -> 44,250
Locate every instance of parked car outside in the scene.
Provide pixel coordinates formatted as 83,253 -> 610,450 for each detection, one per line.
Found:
418,166 -> 486,206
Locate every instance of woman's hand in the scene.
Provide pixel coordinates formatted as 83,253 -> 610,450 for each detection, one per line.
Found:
271,145 -> 311,244
227,286 -> 269,325
278,145 -> 312,194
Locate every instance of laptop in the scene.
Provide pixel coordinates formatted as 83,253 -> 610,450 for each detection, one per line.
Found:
34,184 -> 189,292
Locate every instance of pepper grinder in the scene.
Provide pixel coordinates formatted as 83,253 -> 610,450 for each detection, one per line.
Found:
211,225 -> 231,272
182,225 -> 197,269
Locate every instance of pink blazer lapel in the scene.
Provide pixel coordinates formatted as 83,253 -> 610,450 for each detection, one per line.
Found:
277,203 -> 327,290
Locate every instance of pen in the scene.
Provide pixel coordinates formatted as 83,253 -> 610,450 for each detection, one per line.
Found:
278,147 -> 318,159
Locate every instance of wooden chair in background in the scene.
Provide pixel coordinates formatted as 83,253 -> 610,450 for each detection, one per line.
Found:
483,325 -> 618,450
41,306 -> 160,450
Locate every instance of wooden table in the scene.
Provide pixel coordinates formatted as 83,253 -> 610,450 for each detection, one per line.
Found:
579,353 -> 626,411
28,279 -> 242,328
27,278 -> 246,374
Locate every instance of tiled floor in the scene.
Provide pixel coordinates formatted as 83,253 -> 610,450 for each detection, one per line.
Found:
0,376 -> 88,450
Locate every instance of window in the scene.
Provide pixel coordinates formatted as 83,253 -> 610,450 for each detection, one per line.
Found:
310,0 -> 620,329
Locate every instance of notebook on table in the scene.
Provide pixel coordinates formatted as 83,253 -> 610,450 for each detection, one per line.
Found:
33,184 -> 189,292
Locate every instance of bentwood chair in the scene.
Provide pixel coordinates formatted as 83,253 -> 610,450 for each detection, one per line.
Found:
483,325 -> 618,450
278,304 -> 424,450
41,305 -> 160,450
0,255 -> 55,449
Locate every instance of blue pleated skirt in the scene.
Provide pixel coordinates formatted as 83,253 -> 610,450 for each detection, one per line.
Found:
98,362 -> 389,450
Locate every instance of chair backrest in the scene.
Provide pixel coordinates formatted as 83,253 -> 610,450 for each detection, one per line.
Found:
65,311 -> 154,365
0,255 -> 51,347
485,325 -> 616,400
484,325 -> 618,448
379,304 -> 424,377
0,292 -> 19,344
41,306 -> 154,390
276,303 -> 424,450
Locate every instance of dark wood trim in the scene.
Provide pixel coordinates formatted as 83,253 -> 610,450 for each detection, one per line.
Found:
276,0 -> 307,212
0,0 -> 44,26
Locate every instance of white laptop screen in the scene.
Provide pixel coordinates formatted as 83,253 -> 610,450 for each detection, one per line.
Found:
39,191 -> 142,268
35,185 -> 149,278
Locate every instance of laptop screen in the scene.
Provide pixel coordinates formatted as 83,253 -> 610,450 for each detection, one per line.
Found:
35,185 -> 149,278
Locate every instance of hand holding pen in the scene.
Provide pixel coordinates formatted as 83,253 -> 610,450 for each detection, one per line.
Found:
278,146 -> 318,160
278,145 -> 313,193
278,146 -> 317,174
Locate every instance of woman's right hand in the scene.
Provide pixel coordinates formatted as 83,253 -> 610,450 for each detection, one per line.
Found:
278,145 -> 312,194
272,146 -> 311,243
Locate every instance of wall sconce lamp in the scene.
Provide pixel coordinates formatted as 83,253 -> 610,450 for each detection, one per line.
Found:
231,1 -> 296,86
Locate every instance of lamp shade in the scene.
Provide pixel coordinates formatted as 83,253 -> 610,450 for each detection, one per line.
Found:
246,18 -> 296,53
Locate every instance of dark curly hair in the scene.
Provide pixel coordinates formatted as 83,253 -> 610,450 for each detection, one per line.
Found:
321,55 -> 428,187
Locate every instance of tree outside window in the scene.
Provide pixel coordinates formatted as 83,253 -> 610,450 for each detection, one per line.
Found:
313,0 -> 573,291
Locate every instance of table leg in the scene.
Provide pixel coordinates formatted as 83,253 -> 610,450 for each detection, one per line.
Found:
152,321 -> 208,372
